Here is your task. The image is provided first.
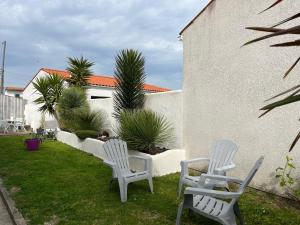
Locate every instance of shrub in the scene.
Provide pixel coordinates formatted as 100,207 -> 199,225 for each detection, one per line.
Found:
117,110 -> 173,154
75,130 -> 99,140
113,49 -> 146,119
72,110 -> 107,133
57,87 -> 89,130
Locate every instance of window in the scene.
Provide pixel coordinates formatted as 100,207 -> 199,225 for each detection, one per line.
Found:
15,93 -> 20,98
90,96 -> 110,99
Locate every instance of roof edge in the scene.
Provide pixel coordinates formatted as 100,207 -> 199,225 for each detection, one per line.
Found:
179,0 -> 215,35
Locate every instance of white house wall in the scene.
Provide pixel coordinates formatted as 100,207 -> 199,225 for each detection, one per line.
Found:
181,0 -> 300,194
88,90 -> 183,149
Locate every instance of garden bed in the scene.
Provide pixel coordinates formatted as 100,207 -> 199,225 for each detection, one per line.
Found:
56,131 -> 185,176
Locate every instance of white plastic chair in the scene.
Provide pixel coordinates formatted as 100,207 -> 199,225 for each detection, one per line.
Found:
103,139 -> 153,202
176,156 -> 264,225
178,140 -> 238,196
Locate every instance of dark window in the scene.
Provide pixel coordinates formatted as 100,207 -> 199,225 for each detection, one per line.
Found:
15,94 -> 20,98
90,96 -> 110,99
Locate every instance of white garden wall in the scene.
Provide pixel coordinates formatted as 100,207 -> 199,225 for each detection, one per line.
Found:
56,131 -> 185,176
88,90 -> 183,149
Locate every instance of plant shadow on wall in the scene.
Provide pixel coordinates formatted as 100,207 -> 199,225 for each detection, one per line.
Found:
244,0 -> 300,203
113,49 -> 173,154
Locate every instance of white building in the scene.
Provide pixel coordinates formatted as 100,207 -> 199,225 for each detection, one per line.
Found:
180,0 -> 300,193
4,86 -> 24,98
23,68 -> 170,130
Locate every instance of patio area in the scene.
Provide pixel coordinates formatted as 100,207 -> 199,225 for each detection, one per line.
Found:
0,135 -> 299,225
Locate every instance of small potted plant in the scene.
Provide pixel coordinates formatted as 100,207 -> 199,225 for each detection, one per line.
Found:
24,134 -> 42,151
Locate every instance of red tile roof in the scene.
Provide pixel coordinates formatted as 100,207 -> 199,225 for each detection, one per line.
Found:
5,86 -> 24,92
40,68 -> 170,93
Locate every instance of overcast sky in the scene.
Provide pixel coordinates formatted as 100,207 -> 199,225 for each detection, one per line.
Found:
0,0 -> 209,90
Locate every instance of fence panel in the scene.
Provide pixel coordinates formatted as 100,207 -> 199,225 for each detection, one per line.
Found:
0,94 -> 27,120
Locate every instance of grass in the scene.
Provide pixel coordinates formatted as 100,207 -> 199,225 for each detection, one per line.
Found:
0,136 -> 299,225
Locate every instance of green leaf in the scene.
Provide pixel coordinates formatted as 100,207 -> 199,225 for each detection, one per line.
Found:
271,39 -> 300,47
272,13 -> 300,27
289,131 -> 300,152
261,94 -> 300,111
259,0 -> 284,14
265,85 -> 300,102
246,27 -> 300,34
244,25 -> 300,46
283,57 -> 300,79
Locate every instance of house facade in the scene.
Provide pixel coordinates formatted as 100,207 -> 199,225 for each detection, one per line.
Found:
23,68 -> 170,130
4,86 -> 24,98
180,0 -> 300,193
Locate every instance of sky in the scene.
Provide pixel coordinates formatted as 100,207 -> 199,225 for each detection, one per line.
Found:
0,0 -> 209,90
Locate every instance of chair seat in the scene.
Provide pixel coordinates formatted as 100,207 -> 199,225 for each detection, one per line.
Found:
123,171 -> 149,182
183,175 -> 228,189
193,195 -> 229,218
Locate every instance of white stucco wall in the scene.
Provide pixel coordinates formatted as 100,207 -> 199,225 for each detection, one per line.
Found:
4,90 -> 23,98
181,0 -> 300,194
88,90 -> 183,149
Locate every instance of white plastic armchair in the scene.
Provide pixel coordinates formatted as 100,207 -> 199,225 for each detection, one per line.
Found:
176,156 -> 264,225
178,140 -> 238,196
103,139 -> 153,203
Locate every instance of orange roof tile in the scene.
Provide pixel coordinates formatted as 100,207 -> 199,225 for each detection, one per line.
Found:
5,86 -> 24,92
41,68 -> 170,92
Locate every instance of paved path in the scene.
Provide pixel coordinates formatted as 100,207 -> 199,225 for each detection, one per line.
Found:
0,196 -> 13,225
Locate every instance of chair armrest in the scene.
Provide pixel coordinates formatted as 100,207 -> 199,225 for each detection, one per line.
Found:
201,174 -> 243,184
184,187 -> 241,199
129,155 -> 152,173
103,160 -> 116,168
214,163 -> 236,174
180,158 -> 209,176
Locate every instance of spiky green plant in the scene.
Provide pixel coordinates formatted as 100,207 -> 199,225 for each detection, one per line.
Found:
117,110 -> 173,154
113,49 -> 146,119
245,0 -> 300,151
33,73 -> 65,125
72,110 -> 107,133
66,56 -> 94,87
57,87 -> 89,130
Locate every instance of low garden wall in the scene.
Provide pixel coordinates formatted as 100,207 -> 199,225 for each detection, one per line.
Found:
56,131 -> 186,177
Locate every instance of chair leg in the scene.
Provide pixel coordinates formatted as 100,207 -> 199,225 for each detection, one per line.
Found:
109,178 -> 115,191
148,177 -> 153,193
178,180 -> 183,198
233,202 -> 244,225
176,202 -> 184,225
122,182 -> 128,203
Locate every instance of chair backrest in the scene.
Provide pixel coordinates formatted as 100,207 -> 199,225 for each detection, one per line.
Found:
44,120 -> 58,130
208,140 -> 238,175
239,156 -> 264,191
103,139 -> 130,175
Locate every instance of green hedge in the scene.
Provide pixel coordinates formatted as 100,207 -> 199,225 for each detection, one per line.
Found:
75,130 -> 99,140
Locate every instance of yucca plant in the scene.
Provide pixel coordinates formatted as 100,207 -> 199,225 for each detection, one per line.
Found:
33,73 -> 65,126
73,110 -> 107,133
117,110 -> 173,154
245,0 -> 300,151
57,87 -> 89,130
113,49 -> 146,119
66,56 -> 94,87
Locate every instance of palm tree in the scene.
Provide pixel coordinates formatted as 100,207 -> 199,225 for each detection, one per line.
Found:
66,56 -> 94,87
33,73 -> 65,125
113,49 -> 146,118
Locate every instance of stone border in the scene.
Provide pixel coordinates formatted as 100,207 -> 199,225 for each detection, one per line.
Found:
0,179 -> 27,225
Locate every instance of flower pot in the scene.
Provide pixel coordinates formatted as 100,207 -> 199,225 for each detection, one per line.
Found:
25,138 -> 41,151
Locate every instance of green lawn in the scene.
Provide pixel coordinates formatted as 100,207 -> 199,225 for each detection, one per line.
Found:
0,136 -> 299,225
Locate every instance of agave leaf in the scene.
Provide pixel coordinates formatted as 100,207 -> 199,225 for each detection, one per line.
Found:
283,57 -> 300,79
244,25 -> 300,46
261,94 -> 300,111
246,27 -> 300,34
265,85 -> 300,101
289,131 -> 300,152
272,13 -> 300,27
271,39 -> 300,47
259,0 -> 284,14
